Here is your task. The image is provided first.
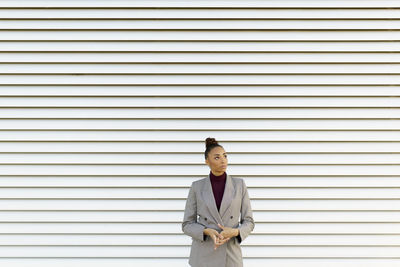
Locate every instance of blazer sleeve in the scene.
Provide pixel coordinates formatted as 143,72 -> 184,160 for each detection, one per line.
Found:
182,182 -> 207,242
237,178 -> 255,244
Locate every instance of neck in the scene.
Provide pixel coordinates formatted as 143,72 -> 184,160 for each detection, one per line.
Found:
210,170 -> 225,176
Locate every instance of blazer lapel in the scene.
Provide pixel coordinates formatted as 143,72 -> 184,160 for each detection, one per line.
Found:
201,172 -> 235,225
219,173 -> 235,219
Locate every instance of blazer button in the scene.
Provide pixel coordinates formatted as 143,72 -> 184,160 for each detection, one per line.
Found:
205,217 -> 207,221
230,216 -> 233,219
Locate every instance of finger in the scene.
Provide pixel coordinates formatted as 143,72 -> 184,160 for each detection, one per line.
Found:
216,238 -> 226,245
218,223 -> 224,229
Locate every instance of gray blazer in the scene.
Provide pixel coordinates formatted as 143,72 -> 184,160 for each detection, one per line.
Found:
182,173 -> 255,267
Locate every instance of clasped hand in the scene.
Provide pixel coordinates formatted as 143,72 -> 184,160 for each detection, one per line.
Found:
204,223 -> 239,250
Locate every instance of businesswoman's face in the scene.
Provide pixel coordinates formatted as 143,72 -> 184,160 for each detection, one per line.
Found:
205,146 -> 228,175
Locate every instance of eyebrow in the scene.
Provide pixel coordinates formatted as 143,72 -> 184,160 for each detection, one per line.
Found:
213,153 -> 227,155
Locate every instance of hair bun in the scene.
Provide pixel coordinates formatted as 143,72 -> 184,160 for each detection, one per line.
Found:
205,137 -> 219,148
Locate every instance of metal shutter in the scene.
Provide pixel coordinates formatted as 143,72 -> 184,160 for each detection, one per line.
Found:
0,1 -> 399,266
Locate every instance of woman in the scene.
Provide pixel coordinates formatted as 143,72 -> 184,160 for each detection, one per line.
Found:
182,137 -> 255,267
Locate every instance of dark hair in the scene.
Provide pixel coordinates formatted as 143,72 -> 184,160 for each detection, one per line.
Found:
204,137 -> 223,159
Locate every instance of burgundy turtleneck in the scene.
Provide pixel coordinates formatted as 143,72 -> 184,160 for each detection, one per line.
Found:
210,170 -> 227,212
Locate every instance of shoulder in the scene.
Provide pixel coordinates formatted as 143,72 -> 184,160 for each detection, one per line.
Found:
231,177 -> 248,197
190,176 -> 207,188
231,177 -> 245,187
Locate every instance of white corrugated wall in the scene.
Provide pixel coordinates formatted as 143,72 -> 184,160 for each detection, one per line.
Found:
0,1 -> 399,266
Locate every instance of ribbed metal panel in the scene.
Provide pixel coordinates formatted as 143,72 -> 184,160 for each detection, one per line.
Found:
0,1 -> 398,266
